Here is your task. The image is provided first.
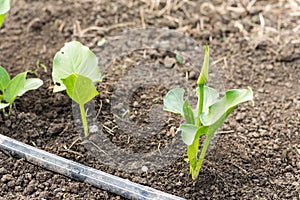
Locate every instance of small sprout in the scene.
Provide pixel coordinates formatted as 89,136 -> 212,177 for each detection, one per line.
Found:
52,41 -> 102,137
163,45 -> 254,180
0,66 -> 43,115
176,53 -> 183,65
62,74 -> 99,137
152,96 -> 161,103
39,63 -> 48,72
0,0 -> 10,28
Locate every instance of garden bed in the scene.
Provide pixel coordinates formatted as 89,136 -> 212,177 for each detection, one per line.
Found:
0,0 -> 299,199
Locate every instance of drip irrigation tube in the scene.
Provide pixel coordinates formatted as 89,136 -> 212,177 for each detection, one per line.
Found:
0,134 -> 185,200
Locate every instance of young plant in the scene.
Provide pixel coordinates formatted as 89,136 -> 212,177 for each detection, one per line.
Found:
0,65 -> 43,115
52,41 -> 102,137
0,0 -> 11,28
163,45 -> 254,180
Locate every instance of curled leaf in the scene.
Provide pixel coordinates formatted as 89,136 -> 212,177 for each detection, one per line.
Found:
197,45 -> 209,86
200,87 -> 253,126
163,88 -> 185,116
18,78 -> 43,96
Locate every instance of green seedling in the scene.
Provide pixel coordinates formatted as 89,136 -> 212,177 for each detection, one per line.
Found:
0,65 -> 43,115
52,41 -> 102,137
0,0 -> 11,28
163,45 -> 254,180
176,53 -> 183,65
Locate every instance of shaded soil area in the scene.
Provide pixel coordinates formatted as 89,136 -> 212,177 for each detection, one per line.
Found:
0,0 -> 299,199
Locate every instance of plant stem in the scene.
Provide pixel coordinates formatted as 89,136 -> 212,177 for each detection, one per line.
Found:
196,85 -> 204,126
8,104 -> 12,116
192,134 -> 211,180
79,103 -> 88,137
189,84 -> 205,178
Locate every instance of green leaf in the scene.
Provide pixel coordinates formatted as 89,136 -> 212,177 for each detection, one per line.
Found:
52,41 -> 102,92
180,124 -> 207,145
179,124 -> 198,145
200,87 -> 253,126
4,72 -> 26,104
0,65 -> 10,92
0,0 -> 10,14
197,45 -> 209,86
176,53 -> 183,65
61,73 -> 99,105
0,13 -> 6,28
163,88 -> 185,116
18,78 -> 43,96
0,102 -> 9,109
182,99 -> 195,124
196,86 -> 219,113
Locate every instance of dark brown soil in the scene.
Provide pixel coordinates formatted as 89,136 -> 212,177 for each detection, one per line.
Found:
0,0 -> 299,199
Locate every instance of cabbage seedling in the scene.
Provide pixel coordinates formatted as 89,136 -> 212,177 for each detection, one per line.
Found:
52,41 -> 102,137
62,74 -> 98,137
163,45 -> 254,180
0,65 -> 43,115
0,0 -> 11,28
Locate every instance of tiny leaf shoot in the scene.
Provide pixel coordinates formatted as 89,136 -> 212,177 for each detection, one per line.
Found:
52,41 -> 102,137
62,73 -> 99,137
163,45 -> 254,180
0,66 -> 43,115
0,0 -> 10,28
176,53 -> 183,65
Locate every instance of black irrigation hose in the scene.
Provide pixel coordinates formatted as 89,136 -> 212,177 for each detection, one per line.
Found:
0,134 -> 185,200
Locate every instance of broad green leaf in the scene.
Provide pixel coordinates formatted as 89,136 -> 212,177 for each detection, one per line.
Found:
0,0 -> 10,14
0,102 -> 9,109
18,78 -> 43,96
180,124 -> 207,146
163,88 -> 185,115
196,86 -> 219,113
197,45 -> 209,85
179,124 -> 198,145
0,65 -> 10,92
61,73 -> 99,105
200,87 -> 253,126
182,99 -> 195,124
52,41 -> 102,92
4,72 -> 26,104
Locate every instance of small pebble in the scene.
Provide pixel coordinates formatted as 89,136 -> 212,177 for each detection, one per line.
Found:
163,56 -> 175,68
141,166 -> 148,172
133,101 -> 139,107
0,167 -> 8,175
5,120 -> 11,127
